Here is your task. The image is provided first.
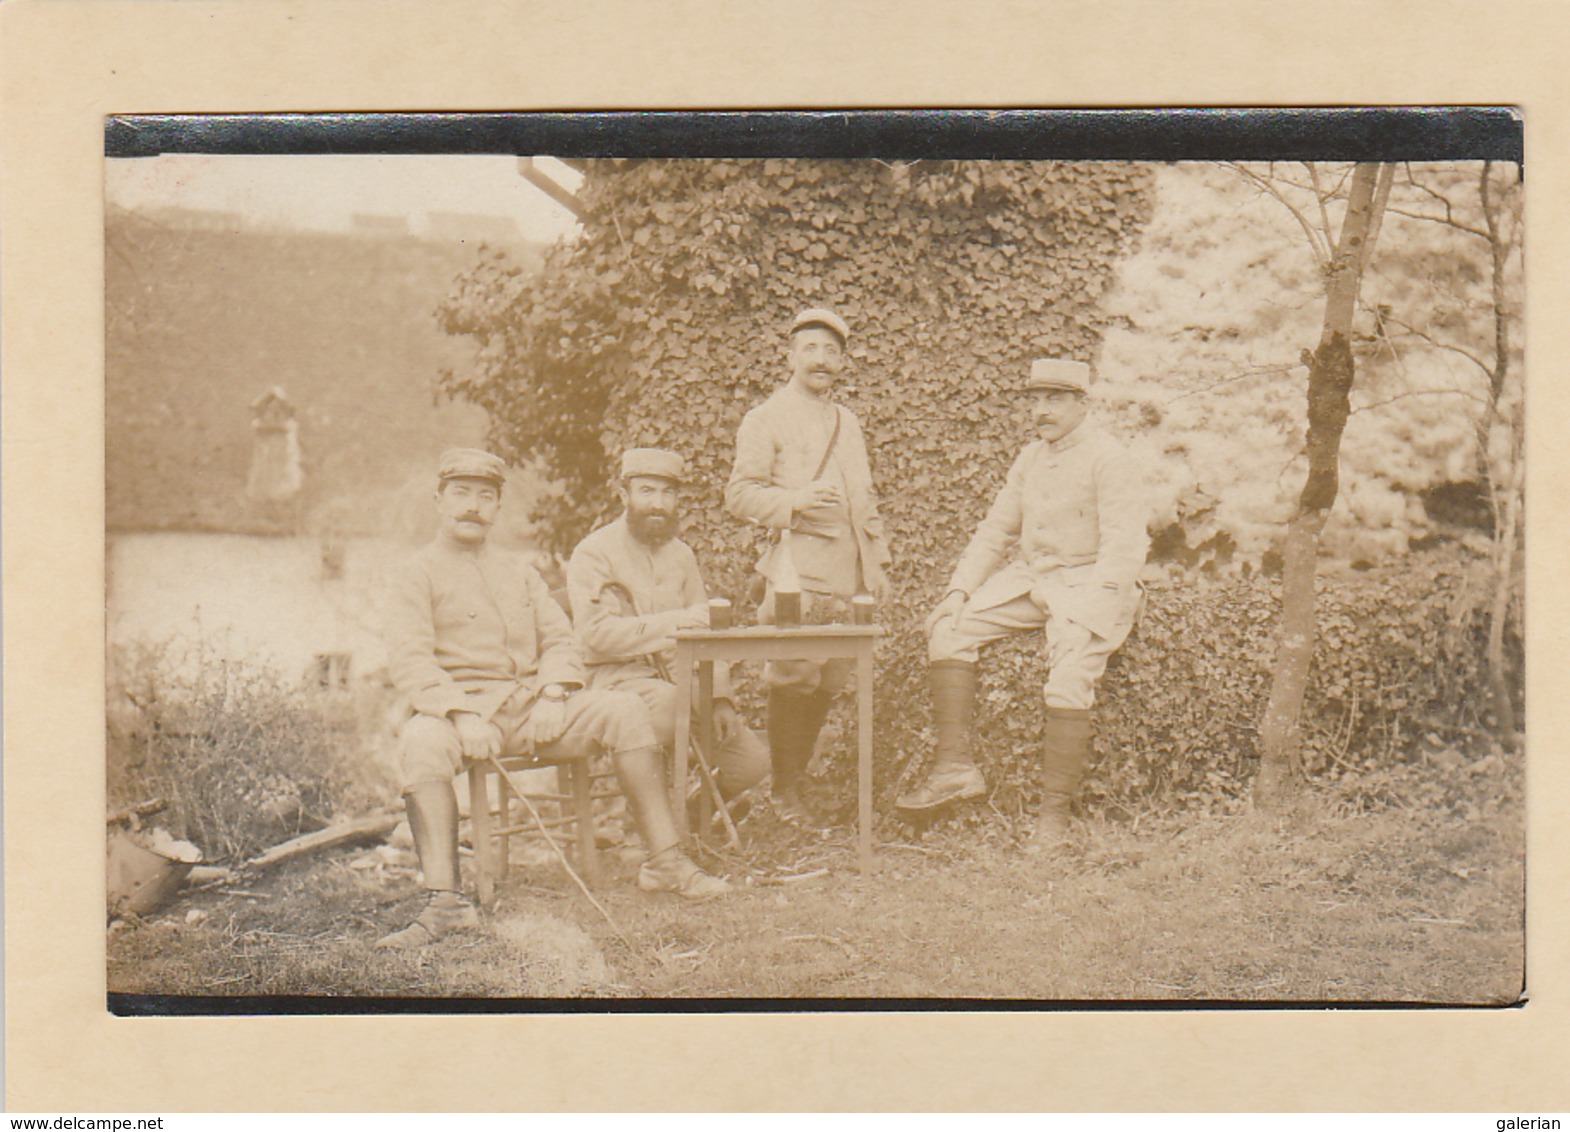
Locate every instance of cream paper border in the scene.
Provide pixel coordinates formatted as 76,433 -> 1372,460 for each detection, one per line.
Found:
3,0 -> 1566,1112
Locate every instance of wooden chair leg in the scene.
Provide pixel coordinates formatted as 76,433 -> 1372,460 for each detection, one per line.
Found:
468,763 -> 495,908
571,760 -> 601,887
497,776 -> 511,882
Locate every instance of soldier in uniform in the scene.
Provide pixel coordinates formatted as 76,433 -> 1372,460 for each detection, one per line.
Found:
896,359 -> 1151,853
376,449 -> 728,948
726,307 -> 892,822
567,448 -> 769,812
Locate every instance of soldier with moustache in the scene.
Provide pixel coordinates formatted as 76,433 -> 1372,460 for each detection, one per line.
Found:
726,307 -> 892,823
567,448 -> 769,812
896,360 -> 1151,853
375,449 -> 729,948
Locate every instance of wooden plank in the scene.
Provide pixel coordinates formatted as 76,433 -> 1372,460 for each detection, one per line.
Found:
241,812 -> 401,872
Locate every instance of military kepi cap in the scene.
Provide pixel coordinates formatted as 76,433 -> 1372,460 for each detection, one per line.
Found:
790,307 -> 850,344
621,447 -> 686,484
1026,358 -> 1092,394
437,447 -> 507,488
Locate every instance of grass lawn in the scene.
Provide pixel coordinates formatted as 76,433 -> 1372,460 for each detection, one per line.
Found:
107,748 -> 1524,1006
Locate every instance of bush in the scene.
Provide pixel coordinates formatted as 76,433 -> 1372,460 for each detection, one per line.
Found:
107,644 -> 392,863
842,544 -> 1516,825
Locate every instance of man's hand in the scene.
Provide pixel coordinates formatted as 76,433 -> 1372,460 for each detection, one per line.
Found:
923,590 -> 968,637
522,696 -> 568,750
452,712 -> 502,760
795,479 -> 844,512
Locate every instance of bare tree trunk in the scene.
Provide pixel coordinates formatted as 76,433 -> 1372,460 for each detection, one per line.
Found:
1480,160 -> 1521,747
1486,470 -> 1521,745
1254,163 -> 1390,811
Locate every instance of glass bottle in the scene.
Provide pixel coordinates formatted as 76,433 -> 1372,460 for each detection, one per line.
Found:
774,529 -> 802,627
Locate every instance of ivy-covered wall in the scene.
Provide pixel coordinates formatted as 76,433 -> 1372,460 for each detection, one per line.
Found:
441,158 -> 1156,604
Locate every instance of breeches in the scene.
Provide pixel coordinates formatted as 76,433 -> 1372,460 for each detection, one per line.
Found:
397,687 -> 657,790
757,585 -> 852,696
596,675 -> 770,796
927,592 -> 1119,710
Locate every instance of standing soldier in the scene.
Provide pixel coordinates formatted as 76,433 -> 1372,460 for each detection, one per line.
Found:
567,448 -> 769,814
726,307 -> 892,823
377,449 -> 728,948
896,359 -> 1150,853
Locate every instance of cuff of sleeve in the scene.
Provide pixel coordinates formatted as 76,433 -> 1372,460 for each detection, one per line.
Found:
411,685 -> 469,718
540,658 -> 587,687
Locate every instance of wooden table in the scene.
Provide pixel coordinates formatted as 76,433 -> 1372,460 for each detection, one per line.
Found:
671,624 -> 881,873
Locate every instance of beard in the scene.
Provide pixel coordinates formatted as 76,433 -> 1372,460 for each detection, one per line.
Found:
626,507 -> 677,545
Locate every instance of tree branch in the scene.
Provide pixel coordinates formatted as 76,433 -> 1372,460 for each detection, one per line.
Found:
1383,206 -> 1491,242
1352,388 -> 1491,415
1402,164 -> 1460,220
1160,362 -> 1306,405
1383,316 -> 1495,379
1307,163 -> 1336,246
1359,165 -> 1396,278
1228,164 -> 1330,267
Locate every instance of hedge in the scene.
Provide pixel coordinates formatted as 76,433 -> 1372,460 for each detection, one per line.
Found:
855,544 -> 1515,822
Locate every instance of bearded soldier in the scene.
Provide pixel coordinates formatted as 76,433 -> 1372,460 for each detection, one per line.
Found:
567,448 -> 769,813
897,360 -> 1150,853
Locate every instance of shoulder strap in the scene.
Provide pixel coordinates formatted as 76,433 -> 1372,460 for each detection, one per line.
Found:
811,406 -> 843,481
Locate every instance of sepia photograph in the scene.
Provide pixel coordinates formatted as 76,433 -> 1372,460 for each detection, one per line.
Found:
100,113 -> 1528,1009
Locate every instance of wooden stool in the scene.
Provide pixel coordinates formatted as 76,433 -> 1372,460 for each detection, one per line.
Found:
467,737 -> 605,906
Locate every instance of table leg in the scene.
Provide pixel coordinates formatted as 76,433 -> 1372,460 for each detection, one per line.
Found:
672,646 -> 694,837
696,659 -> 716,843
858,643 -> 875,874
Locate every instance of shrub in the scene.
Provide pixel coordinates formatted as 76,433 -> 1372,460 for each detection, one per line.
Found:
107,643 -> 392,863
842,543 -> 1516,826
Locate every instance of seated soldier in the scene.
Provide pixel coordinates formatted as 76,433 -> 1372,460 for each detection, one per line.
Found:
567,448 -> 769,820
897,360 -> 1151,854
376,448 -> 728,948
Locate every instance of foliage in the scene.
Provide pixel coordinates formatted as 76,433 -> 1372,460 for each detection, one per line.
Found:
438,158 -> 1157,601
862,545 -> 1517,825
107,643 -> 391,862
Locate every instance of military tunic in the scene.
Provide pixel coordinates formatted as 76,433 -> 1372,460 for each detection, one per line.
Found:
383,541 -> 656,788
726,384 -> 891,599
929,423 -> 1151,710
726,383 -> 892,695
566,517 -> 768,795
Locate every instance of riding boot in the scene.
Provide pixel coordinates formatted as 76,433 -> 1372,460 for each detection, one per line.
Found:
374,781 -> 479,948
766,687 -> 805,802
929,659 -> 979,770
404,779 -> 461,893
896,661 -> 986,811
1025,706 -> 1094,855
767,687 -> 831,820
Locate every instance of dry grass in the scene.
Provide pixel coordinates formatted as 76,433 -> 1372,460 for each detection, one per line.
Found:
108,745 -> 1524,1006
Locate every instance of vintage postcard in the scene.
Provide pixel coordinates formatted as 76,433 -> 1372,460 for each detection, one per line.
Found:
5,0 -> 1569,1115
101,115 -> 1527,1012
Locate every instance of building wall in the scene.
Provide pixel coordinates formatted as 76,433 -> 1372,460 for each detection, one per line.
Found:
106,532 -> 403,686
105,207 -> 544,537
